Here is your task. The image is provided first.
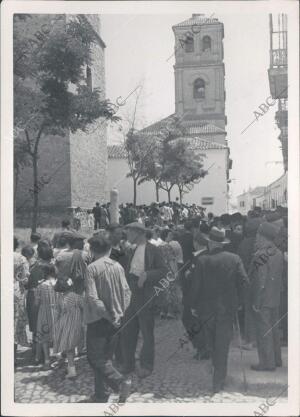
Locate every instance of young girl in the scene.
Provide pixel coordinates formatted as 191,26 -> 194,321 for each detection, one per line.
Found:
54,277 -> 84,378
35,263 -> 57,370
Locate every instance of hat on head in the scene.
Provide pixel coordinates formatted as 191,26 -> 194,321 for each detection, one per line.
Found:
125,222 -> 146,233
258,222 -> 279,242
205,227 -> 230,244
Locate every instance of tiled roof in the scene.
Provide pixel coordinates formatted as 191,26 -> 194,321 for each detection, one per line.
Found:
108,145 -> 127,159
108,137 -> 226,161
138,114 -> 226,135
187,124 -> 225,134
177,137 -> 228,150
173,14 -> 220,28
138,114 -> 177,135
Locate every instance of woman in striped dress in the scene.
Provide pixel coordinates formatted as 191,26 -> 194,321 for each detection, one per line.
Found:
54,277 -> 84,378
35,263 -> 58,370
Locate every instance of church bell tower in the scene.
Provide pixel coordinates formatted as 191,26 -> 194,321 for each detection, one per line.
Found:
173,14 -> 227,142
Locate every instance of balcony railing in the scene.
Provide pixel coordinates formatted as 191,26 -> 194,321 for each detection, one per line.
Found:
271,49 -> 287,67
278,99 -> 288,111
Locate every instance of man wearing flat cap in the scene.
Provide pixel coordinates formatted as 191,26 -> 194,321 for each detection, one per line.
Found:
249,222 -> 283,371
121,222 -> 167,378
193,227 -> 249,393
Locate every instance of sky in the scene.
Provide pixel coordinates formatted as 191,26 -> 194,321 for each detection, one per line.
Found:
101,12 -> 284,203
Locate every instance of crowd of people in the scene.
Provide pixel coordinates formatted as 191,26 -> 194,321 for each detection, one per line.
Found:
14,202 -> 288,401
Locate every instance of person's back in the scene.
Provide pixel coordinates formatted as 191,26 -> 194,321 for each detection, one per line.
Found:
87,256 -> 131,327
178,229 -> 194,264
92,205 -> 101,219
251,243 -> 283,309
199,249 -> 247,317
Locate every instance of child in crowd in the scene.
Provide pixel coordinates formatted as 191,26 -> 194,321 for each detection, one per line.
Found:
54,277 -> 84,378
21,245 -> 36,269
35,263 -> 58,370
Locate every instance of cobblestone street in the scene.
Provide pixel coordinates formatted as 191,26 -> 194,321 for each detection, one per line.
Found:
15,318 -> 288,404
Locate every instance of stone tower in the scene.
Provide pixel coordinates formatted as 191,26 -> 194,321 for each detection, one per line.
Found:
173,14 -> 227,144
14,14 -> 107,227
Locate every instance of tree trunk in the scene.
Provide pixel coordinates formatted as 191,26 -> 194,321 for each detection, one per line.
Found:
14,167 -> 19,223
155,182 -> 159,202
167,188 -> 171,203
133,177 -> 137,207
178,186 -> 183,205
31,153 -> 39,232
28,126 -> 44,233
14,168 -> 19,207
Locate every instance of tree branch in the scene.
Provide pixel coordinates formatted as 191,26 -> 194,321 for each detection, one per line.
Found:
24,129 -> 34,156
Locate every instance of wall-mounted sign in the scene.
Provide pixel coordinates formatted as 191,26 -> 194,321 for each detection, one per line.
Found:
202,197 -> 214,205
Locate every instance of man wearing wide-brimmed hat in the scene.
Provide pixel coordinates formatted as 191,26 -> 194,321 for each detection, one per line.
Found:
193,227 -> 248,393
121,222 -> 167,378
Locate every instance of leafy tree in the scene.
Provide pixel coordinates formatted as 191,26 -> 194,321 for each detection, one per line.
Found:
122,84 -> 154,206
14,14 -> 119,231
138,118 -> 207,203
124,129 -> 155,206
137,118 -> 181,202
171,140 -> 207,203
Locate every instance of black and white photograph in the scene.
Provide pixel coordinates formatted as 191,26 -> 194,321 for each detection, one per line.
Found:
1,0 -> 299,416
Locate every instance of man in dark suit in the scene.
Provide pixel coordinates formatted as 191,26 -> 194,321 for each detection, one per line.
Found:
182,230 -> 210,360
178,220 -> 194,266
196,227 -> 248,393
92,202 -> 102,230
120,222 -> 167,378
250,222 -> 284,371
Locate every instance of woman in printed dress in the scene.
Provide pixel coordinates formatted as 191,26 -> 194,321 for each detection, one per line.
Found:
14,237 -> 30,365
158,229 -> 183,319
35,263 -> 58,370
54,234 -> 87,378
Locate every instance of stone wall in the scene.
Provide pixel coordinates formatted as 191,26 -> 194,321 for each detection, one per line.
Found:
14,14 -> 107,227
69,15 -> 107,208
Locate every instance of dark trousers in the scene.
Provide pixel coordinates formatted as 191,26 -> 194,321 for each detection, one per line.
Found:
182,306 -> 208,354
254,307 -> 282,369
204,312 -> 233,390
94,218 -> 101,230
87,319 -> 124,401
121,294 -> 155,373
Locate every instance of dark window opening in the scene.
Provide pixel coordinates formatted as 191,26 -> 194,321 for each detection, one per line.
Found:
202,35 -> 211,52
193,78 -> 205,99
185,35 -> 194,52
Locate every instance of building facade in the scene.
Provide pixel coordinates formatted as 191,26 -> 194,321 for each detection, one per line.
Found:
255,172 -> 287,210
236,187 -> 266,215
14,14 -> 107,227
108,141 -> 229,213
268,13 -> 288,171
108,14 -> 231,214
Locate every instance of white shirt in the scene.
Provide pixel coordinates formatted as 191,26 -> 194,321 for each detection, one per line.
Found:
129,243 -> 146,277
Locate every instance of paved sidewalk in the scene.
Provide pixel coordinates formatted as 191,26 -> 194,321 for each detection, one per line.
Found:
15,318 -> 288,404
